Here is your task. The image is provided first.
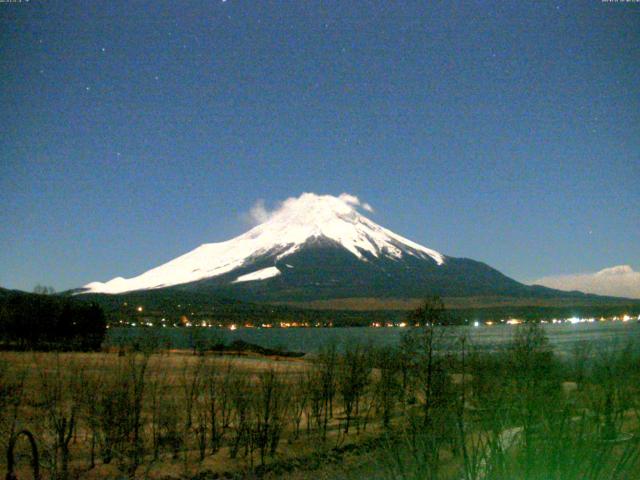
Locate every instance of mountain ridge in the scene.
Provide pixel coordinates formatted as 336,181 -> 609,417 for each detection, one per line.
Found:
78,193 -> 635,306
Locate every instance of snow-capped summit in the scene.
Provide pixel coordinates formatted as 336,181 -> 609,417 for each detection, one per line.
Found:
80,193 -> 615,303
82,193 -> 445,294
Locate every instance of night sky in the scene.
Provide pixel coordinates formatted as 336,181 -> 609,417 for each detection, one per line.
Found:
1,1 -> 638,293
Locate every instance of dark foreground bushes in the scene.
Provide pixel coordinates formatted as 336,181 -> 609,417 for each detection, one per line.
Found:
0,290 -> 106,350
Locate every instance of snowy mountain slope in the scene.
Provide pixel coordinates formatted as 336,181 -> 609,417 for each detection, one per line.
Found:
82,193 -> 445,295
78,192 -> 624,303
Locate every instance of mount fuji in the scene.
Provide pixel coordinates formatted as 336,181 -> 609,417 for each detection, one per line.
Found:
79,193 -> 602,305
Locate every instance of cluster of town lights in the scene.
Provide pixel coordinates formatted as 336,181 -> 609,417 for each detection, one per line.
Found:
470,314 -> 639,327
119,305 -> 639,329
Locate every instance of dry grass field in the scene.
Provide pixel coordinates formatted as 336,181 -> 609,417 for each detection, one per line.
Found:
2,324 -> 640,480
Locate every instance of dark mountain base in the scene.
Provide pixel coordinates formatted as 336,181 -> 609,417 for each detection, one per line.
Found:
73,287 -> 640,327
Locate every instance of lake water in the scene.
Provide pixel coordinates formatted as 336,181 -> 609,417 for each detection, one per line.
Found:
107,321 -> 640,357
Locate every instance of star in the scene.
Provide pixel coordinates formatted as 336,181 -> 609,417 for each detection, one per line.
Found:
101,47 -> 106,52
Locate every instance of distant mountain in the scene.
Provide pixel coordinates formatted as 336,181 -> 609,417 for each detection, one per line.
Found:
78,193 -> 632,306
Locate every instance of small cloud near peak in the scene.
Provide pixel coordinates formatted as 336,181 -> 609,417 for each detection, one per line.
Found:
245,192 -> 375,226
338,193 -> 374,212
244,199 -> 273,225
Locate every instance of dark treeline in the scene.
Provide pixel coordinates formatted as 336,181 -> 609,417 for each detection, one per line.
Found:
74,289 -> 640,328
70,292 -> 640,327
0,289 -> 106,350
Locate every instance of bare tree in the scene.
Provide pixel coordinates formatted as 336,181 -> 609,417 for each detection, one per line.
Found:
228,370 -> 251,459
316,343 -> 338,440
371,346 -> 401,429
38,355 -> 83,480
253,368 -> 288,465
337,344 -> 371,434
204,360 -> 233,455
290,372 -> 308,439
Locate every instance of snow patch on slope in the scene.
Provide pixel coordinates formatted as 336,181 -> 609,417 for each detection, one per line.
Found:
232,266 -> 281,283
82,192 -> 445,294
